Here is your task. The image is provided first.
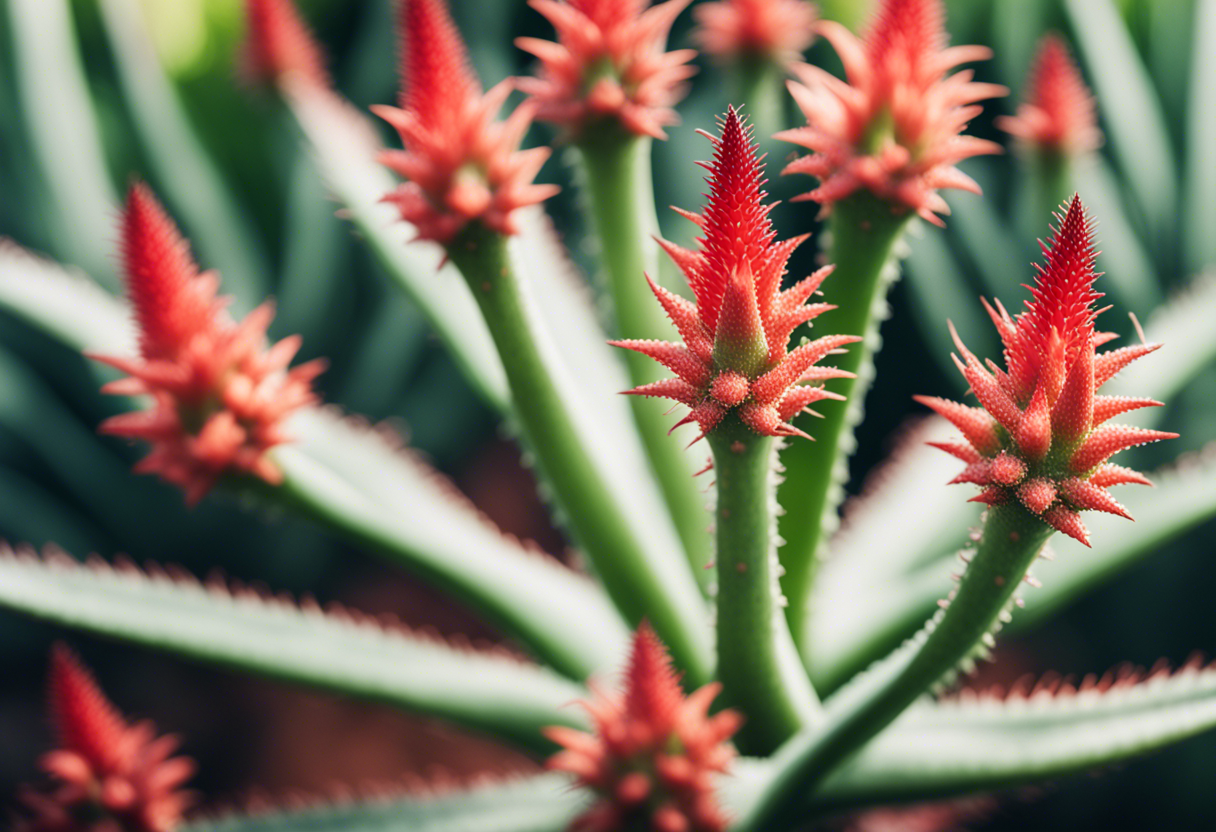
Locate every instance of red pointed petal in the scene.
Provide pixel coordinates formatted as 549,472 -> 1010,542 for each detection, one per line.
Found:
1070,425 -> 1178,474
914,395 -> 1000,455
1059,477 -> 1131,519
1044,504 -> 1090,546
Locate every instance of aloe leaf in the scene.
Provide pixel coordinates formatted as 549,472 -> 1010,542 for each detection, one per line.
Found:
277,408 -> 630,680
4,0 -> 119,288
1105,271 -> 1216,407
97,0 -> 270,312
812,448 -> 1216,691
1064,0 -> 1178,251
0,242 -> 629,680
809,661 -> 1216,807
0,242 -> 133,357
282,83 -> 508,411
942,183 -> 1026,302
0,548 -> 588,752
182,774 -> 584,832
0,466 -> 102,556
1183,0 -> 1216,273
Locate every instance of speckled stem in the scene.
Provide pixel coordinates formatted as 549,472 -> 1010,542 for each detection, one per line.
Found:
446,223 -> 713,685
776,193 -> 912,657
744,504 -> 1054,830
576,131 -> 716,588
709,417 -> 821,755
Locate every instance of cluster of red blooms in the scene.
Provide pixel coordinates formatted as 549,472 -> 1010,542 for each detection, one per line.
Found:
17,646 -> 193,832
92,185 -> 324,506
777,0 -> 1006,224
614,107 -> 858,439
997,33 -> 1103,156
693,0 -> 818,67
374,0 -> 559,243
917,196 -> 1176,545
517,0 -> 698,139
546,625 -> 742,832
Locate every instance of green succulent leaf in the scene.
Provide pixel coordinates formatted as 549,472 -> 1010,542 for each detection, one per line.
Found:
4,0 -> 119,287
1064,0 -> 1178,251
811,660 -> 1216,807
1183,0 -> 1216,273
0,548 -> 588,753
182,774 -> 584,832
811,448 -> 1216,691
97,0 -> 270,312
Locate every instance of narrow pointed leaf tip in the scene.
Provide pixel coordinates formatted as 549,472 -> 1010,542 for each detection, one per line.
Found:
241,0 -> 331,90
545,624 -> 741,832
374,0 -> 559,244
92,184 -> 325,506
515,0 -> 698,139
776,0 -> 1006,225
996,33 -> 1102,156
612,108 -> 860,440
16,645 -> 194,832
692,0 -> 817,67
916,196 -> 1177,545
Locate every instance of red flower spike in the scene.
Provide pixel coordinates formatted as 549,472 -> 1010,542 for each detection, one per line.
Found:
919,195 -> 1177,545
545,624 -> 741,832
775,0 -> 1006,225
515,0 -> 698,139
611,108 -> 860,440
692,0 -> 818,67
374,0 -> 559,244
17,645 -> 194,832
241,0 -> 331,90
91,184 -> 325,506
996,34 -> 1102,156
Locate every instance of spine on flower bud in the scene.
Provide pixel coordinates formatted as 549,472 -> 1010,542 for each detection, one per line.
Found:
709,417 -> 821,753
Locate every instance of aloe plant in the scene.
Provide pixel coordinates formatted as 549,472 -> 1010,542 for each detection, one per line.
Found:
0,0 -> 1214,830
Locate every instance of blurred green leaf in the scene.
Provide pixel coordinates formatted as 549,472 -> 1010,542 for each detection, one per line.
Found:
278,407 -> 630,681
0,465 -> 102,556
97,0 -> 271,313
1183,0 -> 1216,273
0,548 -> 588,752
182,774 -> 584,832
5,0 -> 120,287
1065,0 -> 1178,254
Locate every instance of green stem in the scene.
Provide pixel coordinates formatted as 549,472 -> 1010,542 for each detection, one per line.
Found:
576,133 -> 715,587
447,224 -> 713,685
745,504 -> 1054,830
709,419 -> 820,754
733,55 -> 787,141
776,194 -> 911,654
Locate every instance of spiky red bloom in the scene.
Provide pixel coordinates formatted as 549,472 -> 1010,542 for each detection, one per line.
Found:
241,0 -> 330,90
612,108 -> 859,439
91,184 -> 325,506
515,0 -> 698,140
693,0 -> 818,67
545,624 -> 741,832
916,196 -> 1177,545
775,0 -> 1006,225
17,645 -> 194,832
996,34 -> 1102,156
373,0 -> 559,244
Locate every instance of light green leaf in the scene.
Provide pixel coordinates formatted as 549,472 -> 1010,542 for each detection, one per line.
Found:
97,0 -> 270,312
283,84 -> 509,411
1065,0 -> 1178,250
1184,0 -> 1216,273
5,0 -> 119,288
277,408 -> 630,680
812,662 -> 1216,807
0,549 -> 587,752
811,448 -> 1216,691
183,774 -> 584,832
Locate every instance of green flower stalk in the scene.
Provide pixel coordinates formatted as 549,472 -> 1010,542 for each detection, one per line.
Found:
374,0 -> 711,680
515,0 -> 714,578
772,0 -> 1007,651
614,108 -> 860,752
745,195 -> 1178,829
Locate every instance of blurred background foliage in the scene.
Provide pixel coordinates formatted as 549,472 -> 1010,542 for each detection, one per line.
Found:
0,0 -> 1213,828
